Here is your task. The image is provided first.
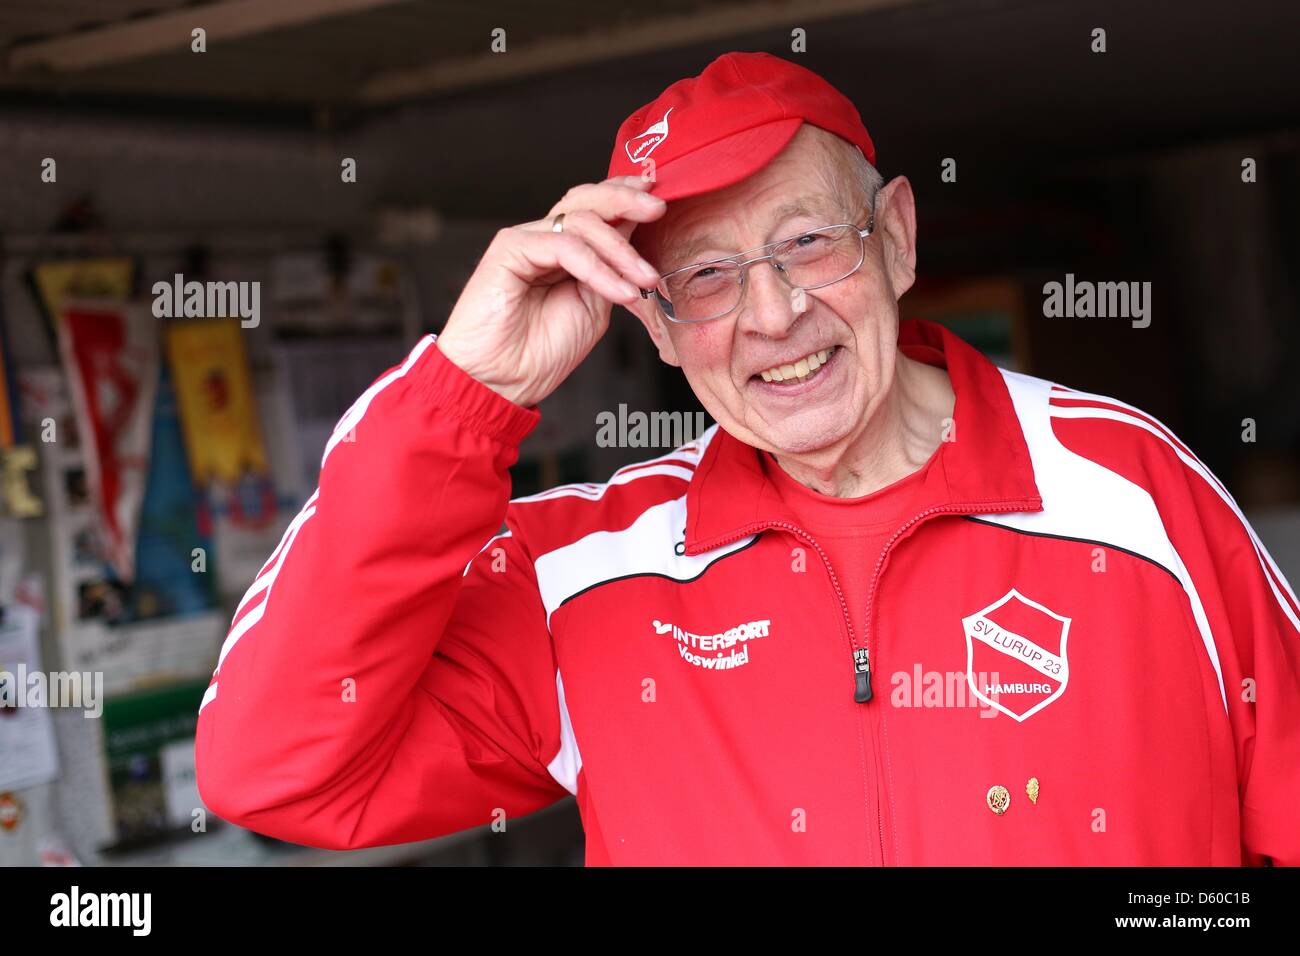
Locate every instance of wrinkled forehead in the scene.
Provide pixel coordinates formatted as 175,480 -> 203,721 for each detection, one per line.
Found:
641,194 -> 849,271
632,125 -> 864,269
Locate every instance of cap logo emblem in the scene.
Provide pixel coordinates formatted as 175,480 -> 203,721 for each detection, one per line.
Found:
625,107 -> 673,164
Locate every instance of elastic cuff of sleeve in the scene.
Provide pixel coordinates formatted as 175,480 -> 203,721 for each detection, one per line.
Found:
414,338 -> 542,446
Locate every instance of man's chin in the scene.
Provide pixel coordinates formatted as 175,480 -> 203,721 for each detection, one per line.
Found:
752,413 -> 857,458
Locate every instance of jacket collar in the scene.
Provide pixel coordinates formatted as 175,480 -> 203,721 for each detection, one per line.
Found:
683,317 -> 1043,555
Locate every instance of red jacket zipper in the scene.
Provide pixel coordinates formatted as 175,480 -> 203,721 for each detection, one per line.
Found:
686,519 -> 879,863
692,499 -> 1040,703
862,500 -> 1037,668
689,520 -> 867,697
858,498 -> 1039,867
688,498 -> 1038,867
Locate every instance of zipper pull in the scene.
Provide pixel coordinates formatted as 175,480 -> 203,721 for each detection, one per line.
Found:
853,647 -> 873,703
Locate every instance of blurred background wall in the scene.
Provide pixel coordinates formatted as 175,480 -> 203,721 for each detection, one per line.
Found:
0,0 -> 1296,866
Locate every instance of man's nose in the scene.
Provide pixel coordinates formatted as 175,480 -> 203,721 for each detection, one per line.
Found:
735,260 -> 800,338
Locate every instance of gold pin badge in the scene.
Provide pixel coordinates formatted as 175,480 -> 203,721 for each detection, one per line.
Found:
986,785 -> 1010,815
1026,777 -> 1040,805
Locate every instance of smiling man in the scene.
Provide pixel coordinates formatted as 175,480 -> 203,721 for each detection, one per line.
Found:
195,52 -> 1300,865
627,120 -> 954,496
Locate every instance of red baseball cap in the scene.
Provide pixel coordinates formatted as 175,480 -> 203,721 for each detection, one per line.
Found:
607,51 -> 876,203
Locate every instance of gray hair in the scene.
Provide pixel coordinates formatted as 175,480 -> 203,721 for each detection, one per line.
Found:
855,149 -> 885,206
808,125 -> 883,217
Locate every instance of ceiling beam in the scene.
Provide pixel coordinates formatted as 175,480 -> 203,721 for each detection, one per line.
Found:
358,0 -> 924,103
8,0 -> 409,74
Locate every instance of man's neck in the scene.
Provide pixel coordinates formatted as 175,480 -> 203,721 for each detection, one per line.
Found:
770,353 -> 955,498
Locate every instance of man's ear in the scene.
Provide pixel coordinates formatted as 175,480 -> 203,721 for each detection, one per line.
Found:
626,297 -> 681,367
626,223 -> 681,366
877,175 -> 918,299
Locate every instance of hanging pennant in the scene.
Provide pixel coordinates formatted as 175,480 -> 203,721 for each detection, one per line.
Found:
164,319 -> 268,487
56,303 -> 159,583
28,258 -> 137,349
0,327 -> 43,518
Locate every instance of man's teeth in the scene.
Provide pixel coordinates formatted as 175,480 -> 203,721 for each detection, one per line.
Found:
759,348 -> 834,383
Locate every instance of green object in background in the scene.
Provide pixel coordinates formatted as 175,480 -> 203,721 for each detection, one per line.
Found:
101,679 -> 208,849
929,312 -> 1012,360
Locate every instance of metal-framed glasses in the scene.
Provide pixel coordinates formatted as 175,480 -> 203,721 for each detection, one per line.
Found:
640,198 -> 877,324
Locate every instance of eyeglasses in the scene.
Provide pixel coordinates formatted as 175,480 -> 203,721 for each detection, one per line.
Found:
640,197 -> 877,324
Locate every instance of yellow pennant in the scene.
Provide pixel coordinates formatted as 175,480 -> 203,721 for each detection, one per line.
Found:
165,319 -> 268,485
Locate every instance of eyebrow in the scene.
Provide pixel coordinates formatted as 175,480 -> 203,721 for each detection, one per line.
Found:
664,197 -> 844,271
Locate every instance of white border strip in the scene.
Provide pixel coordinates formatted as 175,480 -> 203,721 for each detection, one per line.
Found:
546,670 -> 582,795
1051,405 -> 1300,638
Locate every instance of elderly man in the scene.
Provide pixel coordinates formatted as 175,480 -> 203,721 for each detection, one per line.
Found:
195,52 -> 1299,865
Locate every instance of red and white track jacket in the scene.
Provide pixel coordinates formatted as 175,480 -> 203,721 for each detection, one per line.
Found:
194,318 -> 1300,865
